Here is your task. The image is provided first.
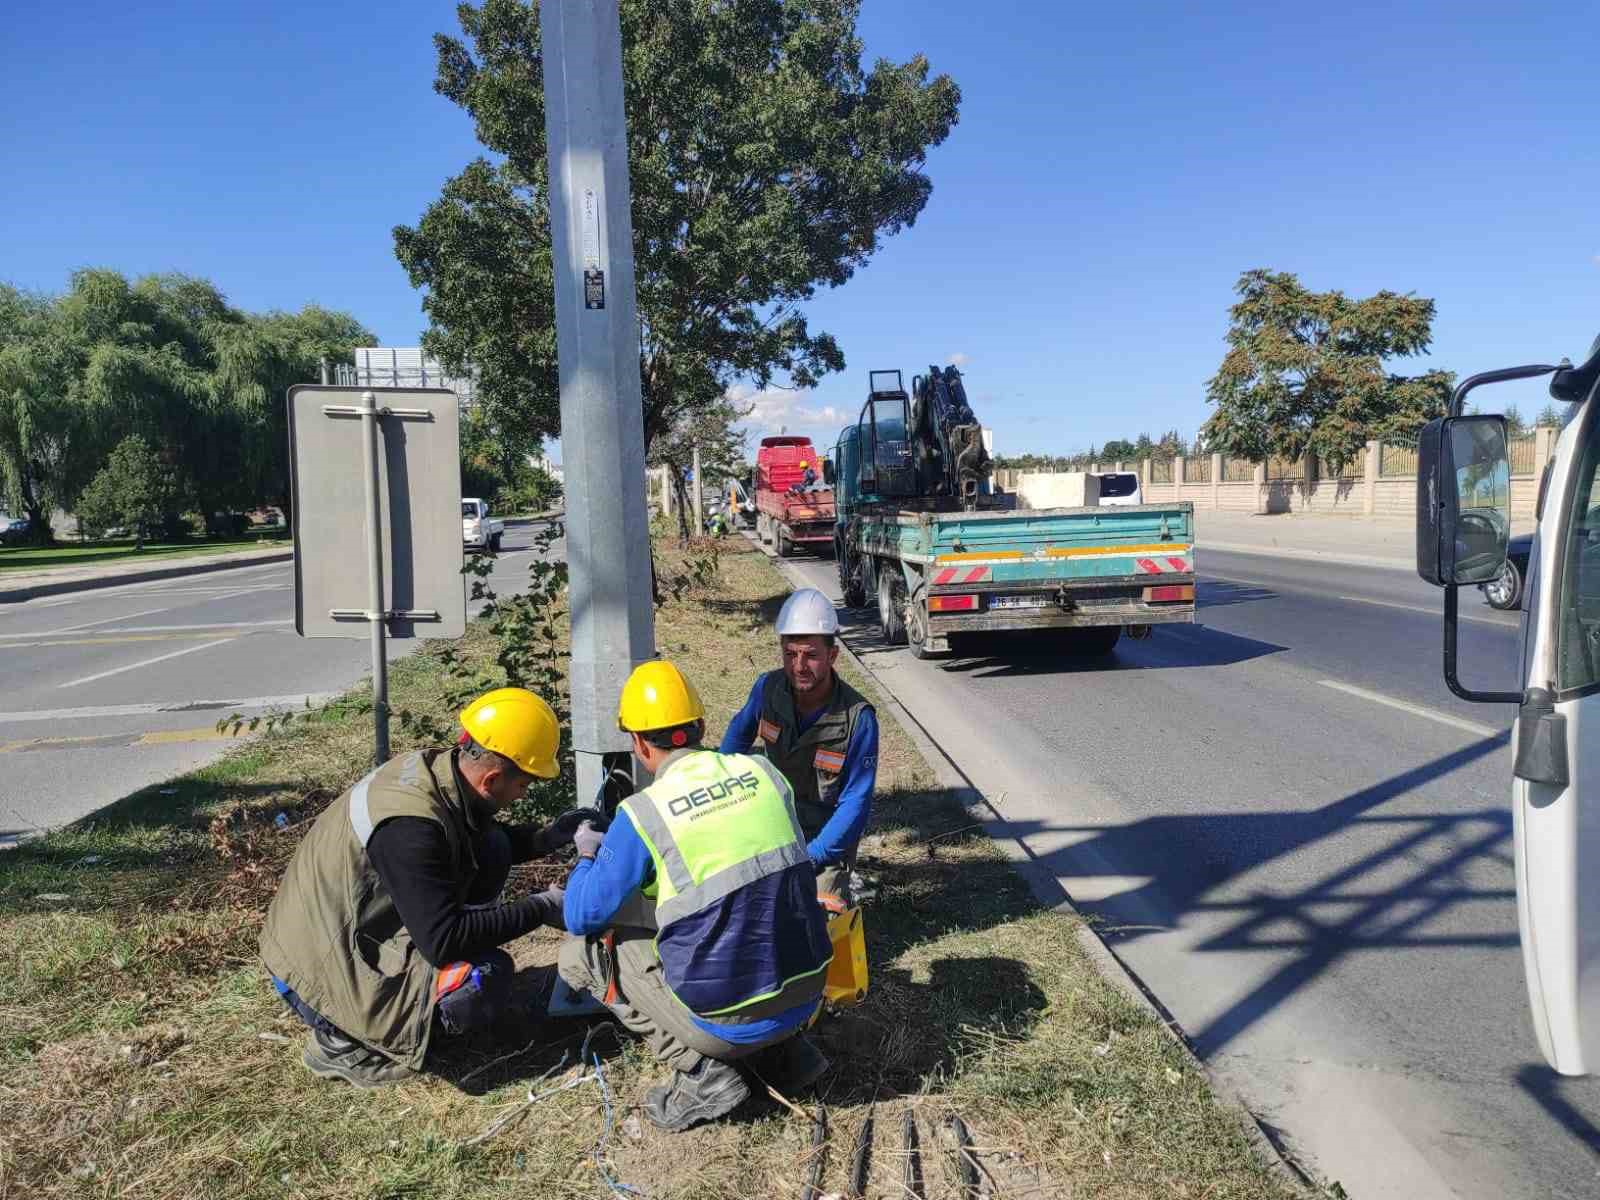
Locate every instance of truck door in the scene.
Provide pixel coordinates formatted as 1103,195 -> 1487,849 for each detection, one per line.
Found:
1517,401 -> 1600,1074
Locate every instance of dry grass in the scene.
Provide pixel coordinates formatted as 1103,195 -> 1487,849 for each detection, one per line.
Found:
0,534 -> 1308,1199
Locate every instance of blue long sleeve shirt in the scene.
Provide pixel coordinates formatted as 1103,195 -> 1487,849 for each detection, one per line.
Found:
719,674 -> 878,867
562,802 -> 815,1044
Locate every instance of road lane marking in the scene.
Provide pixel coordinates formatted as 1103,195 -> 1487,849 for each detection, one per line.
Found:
0,633 -> 232,650
57,638 -> 236,688
53,605 -> 177,634
1316,679 -> 1504,738
0,726 -> 241,754
0,692 -> 340,723
1334,594 -> 1517,628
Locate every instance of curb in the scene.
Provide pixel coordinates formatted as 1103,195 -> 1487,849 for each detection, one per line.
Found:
0,549 -> 294,605
747,529 -> 1315,1190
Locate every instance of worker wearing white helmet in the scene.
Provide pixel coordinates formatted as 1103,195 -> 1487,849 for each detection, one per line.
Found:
720,588 -> 878,903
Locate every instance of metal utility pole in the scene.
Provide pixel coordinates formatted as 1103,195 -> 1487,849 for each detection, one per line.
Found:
359,391 -> 390,763
691,443 -> 704,534
541,0 -> 655,799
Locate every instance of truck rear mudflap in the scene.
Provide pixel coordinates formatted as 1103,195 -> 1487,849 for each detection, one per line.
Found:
925,576 -> 1195,633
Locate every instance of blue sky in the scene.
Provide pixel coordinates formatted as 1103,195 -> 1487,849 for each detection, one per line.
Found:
5,1 -> 1596,460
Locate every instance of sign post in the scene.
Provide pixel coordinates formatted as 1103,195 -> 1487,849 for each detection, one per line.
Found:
288,385 -> 464,765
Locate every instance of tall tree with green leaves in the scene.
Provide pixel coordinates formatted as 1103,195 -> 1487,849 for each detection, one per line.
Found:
1203,269 -> 1453,470
0,286 -> 97,544
394,0 -> 960,449
74,434 -> 175,549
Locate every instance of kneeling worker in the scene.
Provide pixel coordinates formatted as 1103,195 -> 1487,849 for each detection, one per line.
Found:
559,660 -> 833,1131
261,687 -> 586,1087
721,588 -> 877,902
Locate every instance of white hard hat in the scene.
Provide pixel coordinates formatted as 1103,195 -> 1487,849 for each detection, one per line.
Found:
776,588 -> 840,637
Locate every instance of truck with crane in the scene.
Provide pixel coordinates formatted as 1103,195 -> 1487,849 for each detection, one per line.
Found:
828,367 -> 1196,657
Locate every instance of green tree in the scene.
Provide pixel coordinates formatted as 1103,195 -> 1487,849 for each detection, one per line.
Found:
1203,269 -> 1453,471
1100,439 -> 1137,462
0,287 -> 96,544
649,393 -> 751,540
75,435 -> 177,549
393,0 -> 961,450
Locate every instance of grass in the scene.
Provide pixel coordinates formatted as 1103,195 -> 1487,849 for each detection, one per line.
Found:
0,533 -> 1310,1199
0,532 -> 289,573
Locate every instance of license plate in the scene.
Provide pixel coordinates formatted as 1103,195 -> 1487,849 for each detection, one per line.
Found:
988,595 -> 1050,610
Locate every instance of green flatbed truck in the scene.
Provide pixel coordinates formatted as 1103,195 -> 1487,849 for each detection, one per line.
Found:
829,369 -> 1197,658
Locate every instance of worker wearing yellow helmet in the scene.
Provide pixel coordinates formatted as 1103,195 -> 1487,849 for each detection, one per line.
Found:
558,660 -> 833,1132
261,687 -> 598,1088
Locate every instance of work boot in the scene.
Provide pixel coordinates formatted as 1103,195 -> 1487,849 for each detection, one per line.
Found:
748,1033 -> 830,1094
643,1058 -> 751,1132
301,1028 -> 414,1088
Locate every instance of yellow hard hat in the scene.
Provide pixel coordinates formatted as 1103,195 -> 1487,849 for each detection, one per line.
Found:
617,660 -> 705,733
459,687 -> 561,778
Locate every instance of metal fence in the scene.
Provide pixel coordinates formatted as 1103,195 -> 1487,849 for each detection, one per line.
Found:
1326,454 -> 1364,481
1184,455 -> 1212,483
1222,457 -> 1256,483
1380,443 -> 1419,477
1509,433 -> 1537,475
1266,455 -> 1303,481
1150,458 -> 1173,484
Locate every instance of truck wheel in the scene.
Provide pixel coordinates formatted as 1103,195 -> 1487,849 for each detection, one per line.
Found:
840,543 -> 868,608
489,532 -> 503,554
877,562 -> 907,646
1063,626 -> 1121,658
906,584 -> 936,659
777,530 -> 793,558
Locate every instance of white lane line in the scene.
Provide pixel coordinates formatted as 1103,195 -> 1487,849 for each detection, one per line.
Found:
0,605 -> 177,640
0,692 -> 340,723
0,620 -> 292,641
57,638 -> 236,689
1334,594 -> 1517,628
1316,679 -> 1504,738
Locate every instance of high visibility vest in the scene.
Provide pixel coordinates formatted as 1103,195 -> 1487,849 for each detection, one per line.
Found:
622,750 -> 831,1020
755,670 -> 872,840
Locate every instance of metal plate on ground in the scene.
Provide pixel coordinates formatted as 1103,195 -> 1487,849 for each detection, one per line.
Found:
288,386 -> 465,639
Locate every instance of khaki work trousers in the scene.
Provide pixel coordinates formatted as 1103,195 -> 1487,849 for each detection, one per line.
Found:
557,929 -> 799,1074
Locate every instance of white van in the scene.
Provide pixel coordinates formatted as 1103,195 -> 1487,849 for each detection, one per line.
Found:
1096,471 -> 1143,506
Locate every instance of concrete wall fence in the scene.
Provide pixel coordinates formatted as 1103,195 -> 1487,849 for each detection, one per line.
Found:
991,427 -> 1557,523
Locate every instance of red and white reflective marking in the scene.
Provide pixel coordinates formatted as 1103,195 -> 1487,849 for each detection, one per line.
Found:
1136,556 -> 1192,574
932,565 -> 992,585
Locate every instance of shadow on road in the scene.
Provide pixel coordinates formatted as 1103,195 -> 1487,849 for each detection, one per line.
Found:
1516,1064 -> 1600,1160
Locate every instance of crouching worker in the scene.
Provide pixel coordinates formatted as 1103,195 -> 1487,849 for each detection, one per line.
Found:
261,687 -> 590,1087
559,660 -> 834,1131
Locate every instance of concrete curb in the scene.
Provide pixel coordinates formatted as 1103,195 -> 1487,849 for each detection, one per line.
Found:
0,548 -> 294,605
745,528 -> 1314,1190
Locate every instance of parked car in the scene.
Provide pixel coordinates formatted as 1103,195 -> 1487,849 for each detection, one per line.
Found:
0,516 -> 29,545
1484,533 -> 1532,610
1096,471 -> 1144,506
462,497 -> 505,553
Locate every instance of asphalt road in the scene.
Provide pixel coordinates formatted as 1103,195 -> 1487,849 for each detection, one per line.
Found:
776,540 -> 1598,1200
0,521 -> 561,842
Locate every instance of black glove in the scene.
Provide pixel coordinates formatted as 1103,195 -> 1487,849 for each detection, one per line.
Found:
528,885 -> 566,931
574,821 -> 605,860
533,807 -> 607,854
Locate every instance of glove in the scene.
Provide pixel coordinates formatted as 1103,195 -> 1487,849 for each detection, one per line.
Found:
533,807 -> 606,854
532,885 -> 566,932
574,820 -> 605,860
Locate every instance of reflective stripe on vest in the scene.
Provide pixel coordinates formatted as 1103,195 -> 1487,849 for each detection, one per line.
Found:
347,768 -> 382,846
623,753 -> 808,928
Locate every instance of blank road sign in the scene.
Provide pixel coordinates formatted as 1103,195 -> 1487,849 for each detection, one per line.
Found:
288,386 -> 466,639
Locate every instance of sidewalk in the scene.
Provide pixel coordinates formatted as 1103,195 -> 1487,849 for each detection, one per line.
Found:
0,544 -> 294,604
1194,510 -> 1419,570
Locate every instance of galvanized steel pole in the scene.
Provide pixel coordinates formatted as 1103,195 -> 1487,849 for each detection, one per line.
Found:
541,0 -> 655,800
359,390 -> 390,764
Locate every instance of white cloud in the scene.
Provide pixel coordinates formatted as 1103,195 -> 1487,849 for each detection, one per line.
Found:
947,352 -> 970,367
726,384 -> 849,451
